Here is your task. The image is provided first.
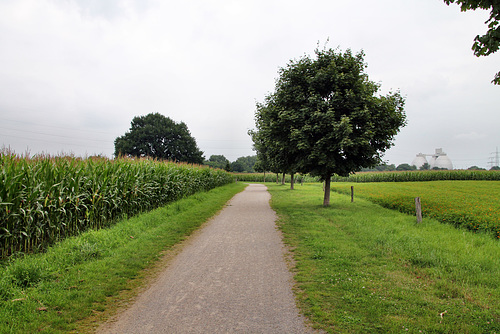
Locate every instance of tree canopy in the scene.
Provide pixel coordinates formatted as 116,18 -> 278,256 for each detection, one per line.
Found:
444,0 -> 500,84
251,47 -> 406,206
396,163 -> 417,171
231,155 -> 257,173
204,155 -> 230,171
114,113 -> 204,164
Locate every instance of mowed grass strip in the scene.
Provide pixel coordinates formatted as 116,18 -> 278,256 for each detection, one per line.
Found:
268,183 -> 500,333
0,182 -> 246,334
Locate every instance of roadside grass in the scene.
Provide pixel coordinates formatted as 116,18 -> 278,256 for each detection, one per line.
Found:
268,183 -> 500,333
0,182 -> 246,334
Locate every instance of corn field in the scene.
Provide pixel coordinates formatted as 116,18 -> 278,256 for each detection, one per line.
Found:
0,153 -> 234,258
331,170 -> 500,182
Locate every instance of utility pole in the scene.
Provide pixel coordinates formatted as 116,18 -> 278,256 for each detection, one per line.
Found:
488,147 -> 499,168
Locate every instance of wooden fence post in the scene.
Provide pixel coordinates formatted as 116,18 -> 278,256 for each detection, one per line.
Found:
415,197 -> 422,224
351,186 -> 354,203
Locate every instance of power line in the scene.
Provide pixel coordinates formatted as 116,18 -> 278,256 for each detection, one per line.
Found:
0,133 -> 114,150
0,117 -> 116,135
0,126 -> 113,143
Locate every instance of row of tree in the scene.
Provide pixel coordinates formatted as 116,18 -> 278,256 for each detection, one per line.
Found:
249,47 -> 407,206
203,155 -> 257,173
363,163 -> 500,171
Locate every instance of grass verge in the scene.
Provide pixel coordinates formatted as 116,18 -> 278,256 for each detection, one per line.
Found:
0,182 -> 246,333
268,183 -> 500,333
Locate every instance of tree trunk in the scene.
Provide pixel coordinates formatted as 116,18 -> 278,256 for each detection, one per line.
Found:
290,172 -> 295,190
281,172 -> 285,185
323,177 -> 331,207
263,171 -> 266,183
276,173 -> 279,184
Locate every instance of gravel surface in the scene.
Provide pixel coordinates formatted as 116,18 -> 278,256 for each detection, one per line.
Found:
97,184 -> 314,333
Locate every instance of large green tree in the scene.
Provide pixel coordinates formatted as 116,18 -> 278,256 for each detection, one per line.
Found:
444,0 -> 500,84
252,48 -> 406,206
114,113 -> 204,164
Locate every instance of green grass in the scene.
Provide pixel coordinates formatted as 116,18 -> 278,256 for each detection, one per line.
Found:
0,182 -> 246,333
268,183 -> 500,333
332,181 -> 500,239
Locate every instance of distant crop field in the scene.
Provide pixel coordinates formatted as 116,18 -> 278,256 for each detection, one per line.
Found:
332,169 -> 500,182
331,181 -> 500,239
0,153 -> 234,258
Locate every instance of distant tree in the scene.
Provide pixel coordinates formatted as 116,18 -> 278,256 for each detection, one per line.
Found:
468,165 -> 487,170
249,97 -> 301,188
230,160 -> 245,173
251,47 -> 406,205
249,124 -> 295,187
490,166 -> 500,170
379,164 -> 397,171
361,163 -> 397,172
253,158 -> 266,173
253,156 -> 273,182
231,155 -> 257,173
204,155 -> 230,170
396,163 -> 416,171
419,162 -> 430,170
444,0 -> 500,84
248,129 -> 271,173
114,113 -> 204,164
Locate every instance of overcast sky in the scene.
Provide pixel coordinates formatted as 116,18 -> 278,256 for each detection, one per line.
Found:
1,0 -> 499,168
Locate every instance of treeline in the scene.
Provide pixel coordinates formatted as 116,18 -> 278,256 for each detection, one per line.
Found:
203,155 -> 257,173
332,169 -> 500,182
362,163 -> 500,172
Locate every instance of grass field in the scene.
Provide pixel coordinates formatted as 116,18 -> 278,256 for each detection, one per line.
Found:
268,183 -> 500,333
331,181 -> 500,239
0,182 -> 246,333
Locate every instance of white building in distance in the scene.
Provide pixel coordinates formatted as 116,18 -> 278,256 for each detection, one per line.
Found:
411,148 -> 453,170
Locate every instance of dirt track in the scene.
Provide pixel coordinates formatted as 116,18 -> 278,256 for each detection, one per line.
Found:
97,184 -> 314,333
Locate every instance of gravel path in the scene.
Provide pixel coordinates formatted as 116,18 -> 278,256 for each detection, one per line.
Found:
97,184 -> 314,334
